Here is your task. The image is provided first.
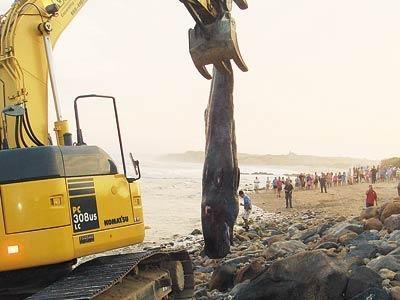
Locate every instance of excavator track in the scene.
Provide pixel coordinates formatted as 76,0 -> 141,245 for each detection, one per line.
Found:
28,250 -> 194,300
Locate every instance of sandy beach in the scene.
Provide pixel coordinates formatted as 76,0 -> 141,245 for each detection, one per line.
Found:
252,182 -> 399,218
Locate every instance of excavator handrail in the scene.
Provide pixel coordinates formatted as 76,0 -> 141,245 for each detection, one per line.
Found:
74,94 -> 127,177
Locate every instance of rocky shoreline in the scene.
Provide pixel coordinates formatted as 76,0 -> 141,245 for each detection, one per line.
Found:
159,200 -> 400,299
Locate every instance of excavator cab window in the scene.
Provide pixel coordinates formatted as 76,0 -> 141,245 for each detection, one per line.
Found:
73,94 -> 140,182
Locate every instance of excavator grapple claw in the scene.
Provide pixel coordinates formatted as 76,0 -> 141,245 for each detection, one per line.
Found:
189,13 -> 248,80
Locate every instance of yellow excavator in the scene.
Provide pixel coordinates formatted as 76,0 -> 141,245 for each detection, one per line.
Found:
0,0 -> 247,299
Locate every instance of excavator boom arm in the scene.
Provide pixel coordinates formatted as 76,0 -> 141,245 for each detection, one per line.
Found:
0,0 -> 88,149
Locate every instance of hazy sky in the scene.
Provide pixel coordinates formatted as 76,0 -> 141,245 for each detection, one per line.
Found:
1,1 -> 400,160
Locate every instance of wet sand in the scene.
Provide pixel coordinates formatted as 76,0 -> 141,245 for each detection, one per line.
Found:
252,182 -> 399,218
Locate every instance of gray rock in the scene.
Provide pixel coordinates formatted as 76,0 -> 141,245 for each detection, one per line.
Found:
264,229 -> 282,236
195,266 -> 214,273
384,214 -> 400,233
379,268 -> 397,280
223,256 -> 251,268
350,287 -> 391,300
229,280 -> 250,297
316,242 -> 339,250
303,233 -> 320,244
325,221 -> 364,238
191,229 -> 202,235
209,264 -> 236,292
263,240 -> 307,260
348,243 -> 378,260
388,230 -> 400,243
377,242 -> 398,255
347,231 -> 380,247
287,225 -> 300,237
360,207 -> 380,220
388,247 -> 400,259
367,255 -> 400,272
345,266 -> 382,299
382,279 -> 391,287
234,250 -> 348,300
291,227 -> 318,242
194,287 -> 208,299
317,222 -> 334,236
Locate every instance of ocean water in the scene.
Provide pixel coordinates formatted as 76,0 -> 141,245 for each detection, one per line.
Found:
136,160 -> 344,243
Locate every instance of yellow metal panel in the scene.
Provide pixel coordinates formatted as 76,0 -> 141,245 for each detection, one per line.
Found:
92,175 -> 135,231
0,191 -> 4,235
1,178 -> 70,234
73,224 -> 145,258
0,226 -> 74,272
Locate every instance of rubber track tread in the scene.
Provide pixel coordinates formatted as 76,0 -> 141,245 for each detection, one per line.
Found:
28,250 -> 193,300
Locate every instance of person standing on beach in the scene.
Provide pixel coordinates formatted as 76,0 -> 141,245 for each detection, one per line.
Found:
319,173 -> 327,193
254,177 -> 260,193
272,177 -> 278,194
371,166 -> 377,184
314,172 -> 319,189
284,179 -> 294,208
365,185 -> 378,207
266,177 -> 271,191
276,177 -> 283,198
239,190 -> 252,231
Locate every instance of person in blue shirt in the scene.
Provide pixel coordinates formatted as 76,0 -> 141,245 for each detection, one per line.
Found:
239,190 -> 252,231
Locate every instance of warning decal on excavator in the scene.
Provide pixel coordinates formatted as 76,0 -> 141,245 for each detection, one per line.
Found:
68,179 -> 100,233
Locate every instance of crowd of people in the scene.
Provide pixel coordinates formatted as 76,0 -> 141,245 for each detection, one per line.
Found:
239,166 -> 397,231
257,165 -> 400,195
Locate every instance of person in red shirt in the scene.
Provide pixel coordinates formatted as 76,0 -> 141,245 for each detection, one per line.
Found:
365,185 -> 378,207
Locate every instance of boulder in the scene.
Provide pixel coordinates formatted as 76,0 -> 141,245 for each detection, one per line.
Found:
229,280 -> 250,297
194,287 -> 208,298
338,232 -> 358,245
262,234 -> 285,246
195,266 -> 214,273
325,221 -> 363,238
315,242 -> 339,250
234,250 -> 348,300
191,229 -> 202,235
209,264 -> 236,292
303,234 -> 320,244
345,266 -> 381,299
346,231 -> 380,247
392,280 -> 400,287
364,218 -> 383,231
377,242 -> 398,255
382,278 -> 391,287
320,234 -> 339,244
350,287 -> 391,300
392,286 -> 400,300
367,255 -> 400,272
234,260 -> 264,285
389,247 -> 400,259
389,231 -> 400,243
381,202 -> 400,222
317,222 -> 334,236
348,243 -> 378,260
360,207 -> 379,220
263,240 -> 307,260
385,214 -> 400,233
287,225 -> 300,237
379,268 -> 397,280
291,227 -> 318,242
